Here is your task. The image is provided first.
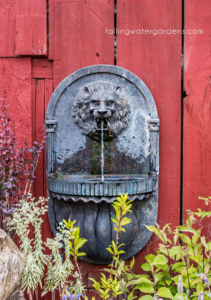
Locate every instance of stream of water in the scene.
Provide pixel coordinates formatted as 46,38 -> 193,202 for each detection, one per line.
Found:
101,121 -> 104,182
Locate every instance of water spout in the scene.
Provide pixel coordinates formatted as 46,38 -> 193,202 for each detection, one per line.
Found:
101,121 -> 104,182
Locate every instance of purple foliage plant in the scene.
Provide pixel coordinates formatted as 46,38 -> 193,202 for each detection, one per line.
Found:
0,91 -> 46,238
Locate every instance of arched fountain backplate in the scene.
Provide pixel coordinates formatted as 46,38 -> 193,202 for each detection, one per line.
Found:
45,65 -> 160,264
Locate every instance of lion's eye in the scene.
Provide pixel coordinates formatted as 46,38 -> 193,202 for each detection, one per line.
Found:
107,101 -> 114,106
92,101 -> 100,106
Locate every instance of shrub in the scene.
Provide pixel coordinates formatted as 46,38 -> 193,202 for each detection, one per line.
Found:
88,195 -> 211,300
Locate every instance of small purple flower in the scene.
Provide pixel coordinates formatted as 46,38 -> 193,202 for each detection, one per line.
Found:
199,273 -> 210,286
76,294 -> 81,299
62,296 -> 69,300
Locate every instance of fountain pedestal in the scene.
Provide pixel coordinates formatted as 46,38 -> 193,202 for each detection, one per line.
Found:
45,65 -> 160,264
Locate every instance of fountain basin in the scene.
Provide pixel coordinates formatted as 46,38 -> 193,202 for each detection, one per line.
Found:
45,65 -> 160,263
47,173 -> 158,203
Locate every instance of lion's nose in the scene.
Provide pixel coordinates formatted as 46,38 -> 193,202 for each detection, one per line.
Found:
97,110 -> 107,116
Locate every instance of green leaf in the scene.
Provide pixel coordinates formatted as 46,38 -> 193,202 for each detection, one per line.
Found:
126,279 -> 141,288
177,226 -> 199,236
190,254 -> 203,264
117,250 -> 126,254
138,296 -> 153,300
141,262 -> 151,271
157,287 -> 173,299
77,252 -> 86,256
121,217 -> 131,226
177,233 -> 192,245
159,244 -> 168,256
128,291 -> 137,300
75,238 -> 87,250
136,283 -> 154,294
172,262 -> 185,270
169,246 -> 180,258
106,247 -> 113,254
130,256 -> 135,270
153,254 -> 168,265
145,225 -> 161,235
154,272 -> 164,284
187,265 -> 197,274
201,236 -> 208,249
197,282 -> 204,292
207,242 -> 211,251
193,233 -> 200,244
145,254 -> 155,264
111,217 -> 119,225
174,229 -> 179,245
174,293 -> 187,300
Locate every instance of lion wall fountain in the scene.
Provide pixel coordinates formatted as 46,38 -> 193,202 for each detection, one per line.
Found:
45,65 -> 160,264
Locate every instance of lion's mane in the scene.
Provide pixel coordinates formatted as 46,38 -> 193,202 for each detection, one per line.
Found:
72,81 -> 130,140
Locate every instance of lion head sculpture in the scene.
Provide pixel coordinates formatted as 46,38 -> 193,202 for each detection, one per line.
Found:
72,81 -> 130,141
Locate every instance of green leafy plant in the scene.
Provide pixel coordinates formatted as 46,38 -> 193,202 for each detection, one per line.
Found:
140,196 -> 211,300
8,193 -> 48,300
63,218 -> 88,298
8,193 -> 86,300
89,195 -> 211,300
42,222 -> 75,299
89,193 -> 138,300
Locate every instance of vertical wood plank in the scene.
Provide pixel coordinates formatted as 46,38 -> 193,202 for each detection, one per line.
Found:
49,0 -> 114,88
184,1 -> 211,225
117,0 -> 182,273
34,79 -> 45,199
43,79 -> 54,300
33,80 -> 45,300
32,78 -> 53,300
44,79 -> 54,198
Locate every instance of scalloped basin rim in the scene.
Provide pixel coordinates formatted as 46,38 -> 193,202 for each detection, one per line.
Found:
49,173 -> 153,182
47,174 -> 158,197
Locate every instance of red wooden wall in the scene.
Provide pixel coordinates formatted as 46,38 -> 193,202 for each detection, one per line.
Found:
0,0 -> 210,299
184,0 -> 211,232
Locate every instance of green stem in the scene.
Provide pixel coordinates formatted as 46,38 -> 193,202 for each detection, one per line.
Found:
109,208 -> 123,278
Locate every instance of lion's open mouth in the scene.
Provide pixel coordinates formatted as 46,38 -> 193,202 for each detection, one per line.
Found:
96,118 -> 108,131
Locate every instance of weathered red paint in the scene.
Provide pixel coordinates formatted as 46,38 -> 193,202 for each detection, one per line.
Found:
32,59 -> 53,79
49,0 -> 114,88
117,0 -> 182,283
184,0 -> 211,225
0,58 -> 32,146
0,0 -> 46,57
16,15 -> 47,56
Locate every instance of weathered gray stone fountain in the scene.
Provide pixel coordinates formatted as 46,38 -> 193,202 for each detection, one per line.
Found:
45,65 -> 159,264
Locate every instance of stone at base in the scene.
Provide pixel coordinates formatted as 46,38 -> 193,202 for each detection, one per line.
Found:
8,287 -> 25,300
0,229 -> 25,300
